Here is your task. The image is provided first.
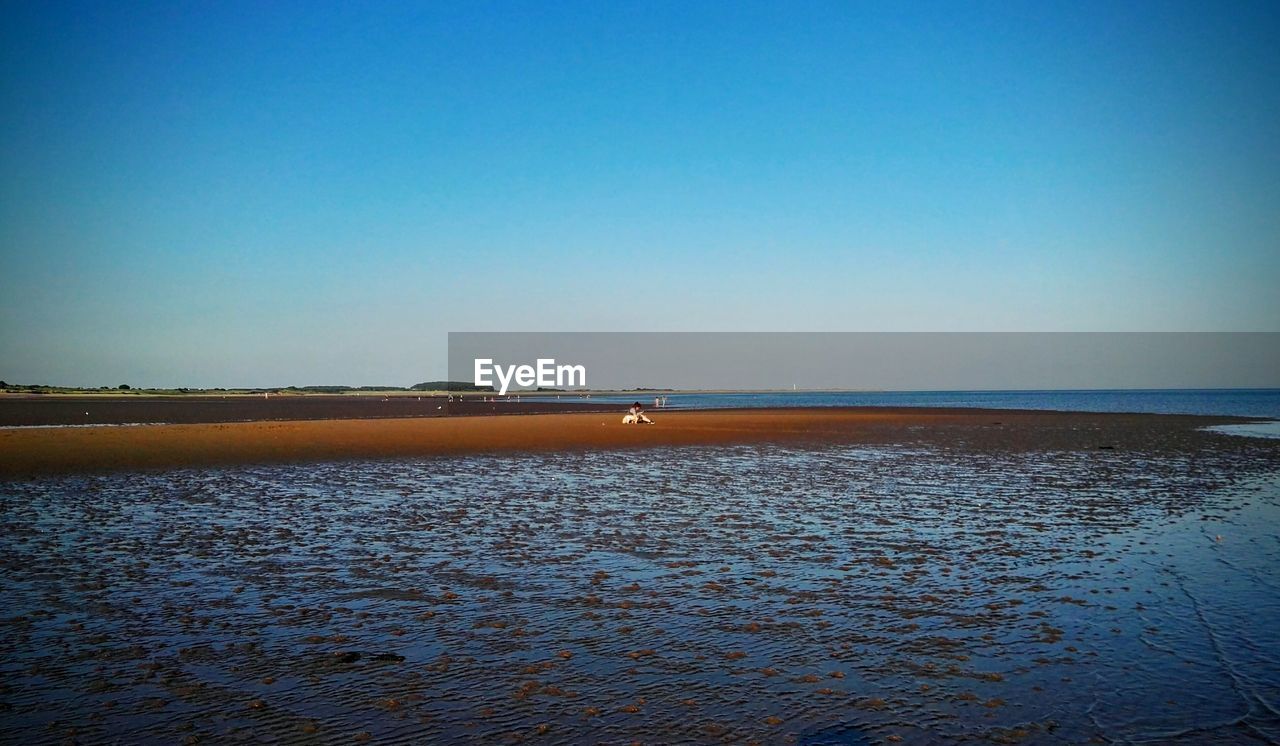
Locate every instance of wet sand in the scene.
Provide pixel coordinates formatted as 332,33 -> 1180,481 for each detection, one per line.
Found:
0,393 -> 616,427
1,408 -> 1267,478
2,429 -> 1278,743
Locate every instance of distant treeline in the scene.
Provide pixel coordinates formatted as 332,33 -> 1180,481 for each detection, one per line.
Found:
1,381 -> 676,394
284,382 -> 496,392
1,382 -> 143,393
0,381 -> 496,394
409,381 -> 494,392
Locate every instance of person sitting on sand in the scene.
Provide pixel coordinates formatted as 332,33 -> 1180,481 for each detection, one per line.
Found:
623,402 -> 654,425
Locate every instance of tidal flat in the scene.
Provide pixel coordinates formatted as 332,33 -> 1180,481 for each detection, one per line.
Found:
2,427 -> 1278,743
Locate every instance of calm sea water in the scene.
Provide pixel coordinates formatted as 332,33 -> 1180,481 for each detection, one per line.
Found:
548,389 -> 1280,418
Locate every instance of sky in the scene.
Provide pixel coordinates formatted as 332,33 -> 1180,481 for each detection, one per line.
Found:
2,1 -> 1278,387
449,333 -> 1280,391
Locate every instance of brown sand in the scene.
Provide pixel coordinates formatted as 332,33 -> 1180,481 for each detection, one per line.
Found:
1,408 -> 1263,478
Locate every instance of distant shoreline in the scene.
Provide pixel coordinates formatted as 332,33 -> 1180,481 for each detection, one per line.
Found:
3,389 -> 1278,428
3,386 -> 1275,398
0,387 -> 892,397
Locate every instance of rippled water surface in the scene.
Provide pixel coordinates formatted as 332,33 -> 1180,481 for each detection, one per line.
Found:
3,443 -> 1279,744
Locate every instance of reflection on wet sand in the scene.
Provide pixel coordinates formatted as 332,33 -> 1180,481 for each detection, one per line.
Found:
2,435 -> 1278,743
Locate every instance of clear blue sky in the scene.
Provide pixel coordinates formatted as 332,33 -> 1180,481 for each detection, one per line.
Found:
2,1 -> 1278,387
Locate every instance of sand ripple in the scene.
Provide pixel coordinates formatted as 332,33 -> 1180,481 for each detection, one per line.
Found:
2,442 -> 1279,743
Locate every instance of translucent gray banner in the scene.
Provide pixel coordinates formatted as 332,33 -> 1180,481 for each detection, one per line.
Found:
447,333 -> 1280,393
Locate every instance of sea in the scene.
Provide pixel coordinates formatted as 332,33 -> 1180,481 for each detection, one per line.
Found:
543,388 -> 1280,419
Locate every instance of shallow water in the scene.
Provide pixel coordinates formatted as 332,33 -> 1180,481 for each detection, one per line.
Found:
1207,421 -> 1280,440
2,442 -> 1278,744
549,389 -> 1280,418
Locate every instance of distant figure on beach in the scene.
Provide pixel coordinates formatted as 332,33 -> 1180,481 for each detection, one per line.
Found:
623,401 -> 654,425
